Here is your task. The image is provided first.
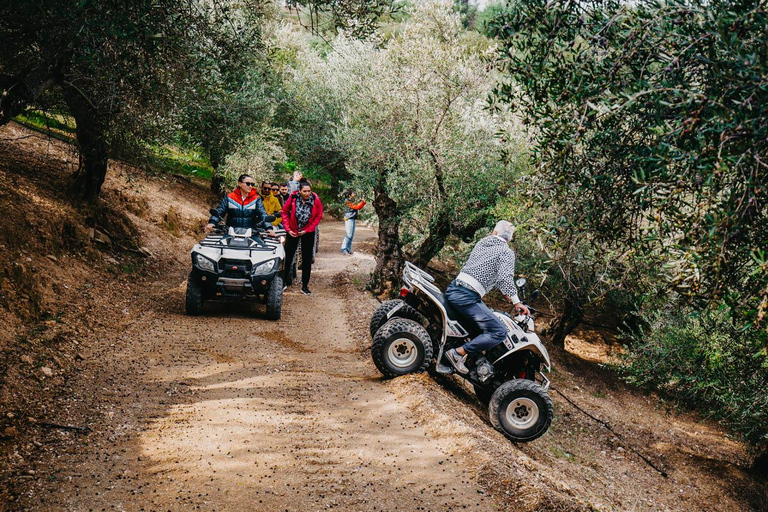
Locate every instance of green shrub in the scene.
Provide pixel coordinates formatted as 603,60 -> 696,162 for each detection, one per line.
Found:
619,309 -> 768,450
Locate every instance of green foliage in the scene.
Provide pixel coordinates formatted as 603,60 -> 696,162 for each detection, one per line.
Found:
286,0 -> 403,39
286,0 -> 526,266
619,309 -> 768,449
217,127 -> 287,188
491,0 -> 768,335
1,0 -> 274,199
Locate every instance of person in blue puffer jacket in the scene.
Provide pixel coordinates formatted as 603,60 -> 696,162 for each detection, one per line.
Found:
205,174 -> 272,233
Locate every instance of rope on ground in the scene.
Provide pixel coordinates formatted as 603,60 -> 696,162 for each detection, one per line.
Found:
551,386 -> 668,478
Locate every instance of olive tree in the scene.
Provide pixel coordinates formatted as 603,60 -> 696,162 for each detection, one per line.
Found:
0,0 -> 270,201
287,0 -> 526,293
490,0 -> 768,467
490,0 -> 768,340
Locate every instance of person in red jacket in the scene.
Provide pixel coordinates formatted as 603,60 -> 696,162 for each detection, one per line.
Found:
282,180 -> 323,295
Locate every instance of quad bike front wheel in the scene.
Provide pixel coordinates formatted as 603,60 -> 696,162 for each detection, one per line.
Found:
489,379 -> 553,442
369,300 -> 425,339
371,318 -> 433,378
185,273 -> 204,316
265,275 -> 283,320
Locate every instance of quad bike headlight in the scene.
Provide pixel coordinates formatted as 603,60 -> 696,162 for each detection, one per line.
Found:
195,254 -> 216,273
252,258 -> 277,276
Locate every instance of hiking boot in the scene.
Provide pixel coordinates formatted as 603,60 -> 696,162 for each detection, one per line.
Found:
301,286 -> 312,295
445,348 -> 469,374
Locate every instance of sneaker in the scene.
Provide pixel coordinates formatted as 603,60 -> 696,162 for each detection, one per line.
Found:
445,348 -> 469,374
341,250 -> 350,255
301,286 -> 312,295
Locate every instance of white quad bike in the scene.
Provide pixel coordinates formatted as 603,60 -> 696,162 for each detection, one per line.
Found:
186,211 -> 286,319
370,262 -> 553,442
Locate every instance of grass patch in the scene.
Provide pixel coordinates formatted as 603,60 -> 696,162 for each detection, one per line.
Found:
15,110 -> 77,135
145,144 -> 214,180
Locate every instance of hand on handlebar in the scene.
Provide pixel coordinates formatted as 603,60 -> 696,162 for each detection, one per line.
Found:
514,302 -> 530,316
205,223 -> 215,233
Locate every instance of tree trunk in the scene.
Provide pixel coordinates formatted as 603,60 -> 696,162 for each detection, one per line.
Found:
411,217 -> 451,269
371,186 -> 402,297
547,295 -> 584,348
210,169 -> 226,196
63,86 -> 108,202
410,211 -> 490,268
753,449 -> 768,475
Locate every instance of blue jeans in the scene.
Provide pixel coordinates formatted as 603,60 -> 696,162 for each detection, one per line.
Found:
445,281 -> 507,355
341,218 -> 356,253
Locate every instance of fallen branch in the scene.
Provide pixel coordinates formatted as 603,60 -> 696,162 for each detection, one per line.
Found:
39,422 -> 92,434
551,386 -> 668,477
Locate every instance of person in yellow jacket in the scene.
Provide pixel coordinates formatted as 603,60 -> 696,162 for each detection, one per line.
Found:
260,181 -> 283,226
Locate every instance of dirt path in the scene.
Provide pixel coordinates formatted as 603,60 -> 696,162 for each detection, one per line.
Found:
26,221 -> 501,511
2,122 -> 766,512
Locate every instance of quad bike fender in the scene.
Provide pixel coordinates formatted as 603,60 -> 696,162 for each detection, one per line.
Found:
491,334 -> 551,373
386,301 -> 405,319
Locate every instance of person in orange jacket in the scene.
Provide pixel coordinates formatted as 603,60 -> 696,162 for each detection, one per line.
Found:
341,189 -> 366,255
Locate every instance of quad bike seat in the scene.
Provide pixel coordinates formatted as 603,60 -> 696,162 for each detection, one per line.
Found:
435,291 -> 460,321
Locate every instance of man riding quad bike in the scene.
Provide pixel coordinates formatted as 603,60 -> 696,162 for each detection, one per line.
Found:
369,221 -> 553,442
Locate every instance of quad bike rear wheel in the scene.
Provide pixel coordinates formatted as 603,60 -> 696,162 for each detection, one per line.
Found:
185,273 -> 204,316
371,318 -> 433,378
369,300 -> 425,339
489,379 -> 553,442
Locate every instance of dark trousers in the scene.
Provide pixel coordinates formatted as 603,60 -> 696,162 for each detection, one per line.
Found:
284,230 -> 316,287
445,281 -> 507,355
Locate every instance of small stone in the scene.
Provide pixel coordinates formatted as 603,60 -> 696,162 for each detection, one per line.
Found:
138,246 -> 153,258
3,427 -> 18,437
106,257 -> 119,265
93,229 -> 111,245
46,254 -> 58,262
21,355 -> 33,365
40,367 -> 53,377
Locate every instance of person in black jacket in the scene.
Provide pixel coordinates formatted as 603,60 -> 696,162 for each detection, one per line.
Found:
205,174 -> 271,233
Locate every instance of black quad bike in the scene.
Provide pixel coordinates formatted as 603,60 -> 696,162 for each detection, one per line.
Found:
186,211 -> 286,319
370,262 -> 553,442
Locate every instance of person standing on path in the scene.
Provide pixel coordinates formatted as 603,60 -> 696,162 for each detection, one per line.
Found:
340,190 -> 366,255
288,170 -> 303,193
282,180 -> 323,295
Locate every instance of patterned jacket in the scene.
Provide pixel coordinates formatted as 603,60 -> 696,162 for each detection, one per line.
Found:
208,188 -> 270,230
456,235 -> 520,304
281,190 -> 323,234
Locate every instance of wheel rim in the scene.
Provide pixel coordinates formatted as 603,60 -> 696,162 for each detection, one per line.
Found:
387,337 -> 418,368
504,397 -> 539,429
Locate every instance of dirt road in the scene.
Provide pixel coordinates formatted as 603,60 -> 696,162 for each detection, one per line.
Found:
25,221 -> 502,511
2,122 -> 765,511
